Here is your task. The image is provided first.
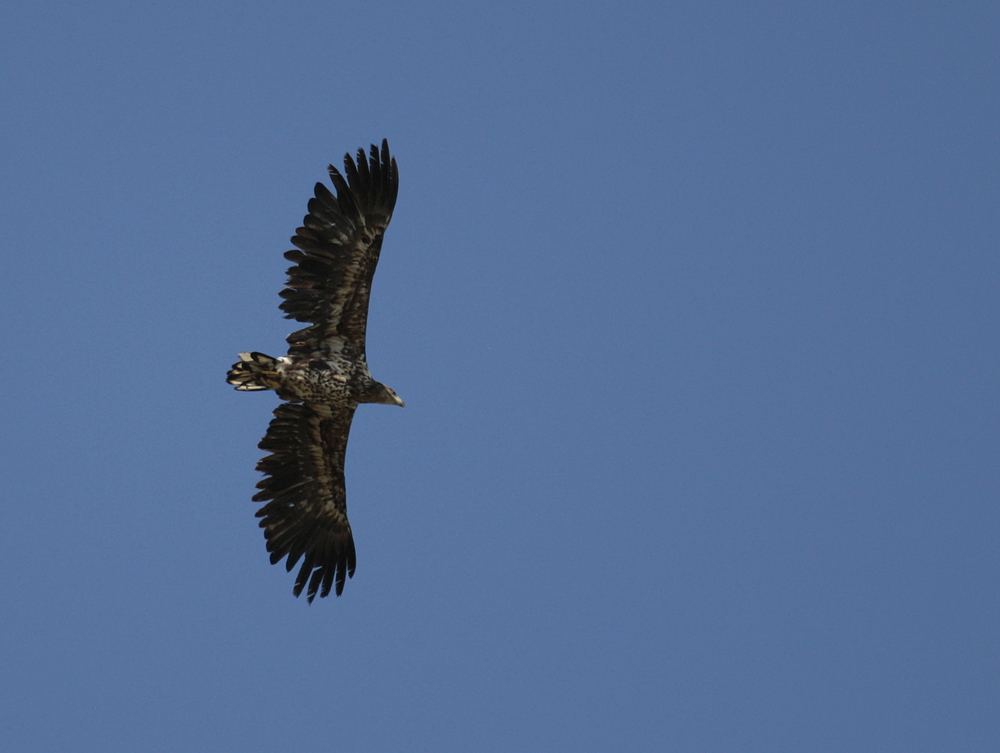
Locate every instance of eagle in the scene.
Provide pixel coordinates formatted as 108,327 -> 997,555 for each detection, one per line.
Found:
227,140 -> 403,602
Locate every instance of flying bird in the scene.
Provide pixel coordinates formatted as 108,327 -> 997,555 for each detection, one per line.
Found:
227,140 -> 403,602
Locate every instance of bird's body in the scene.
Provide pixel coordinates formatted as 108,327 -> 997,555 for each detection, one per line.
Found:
227,140 -> 403,602
229,349 -> 384,406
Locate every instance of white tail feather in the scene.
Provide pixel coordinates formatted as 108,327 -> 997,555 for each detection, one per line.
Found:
227,352 -> 280,391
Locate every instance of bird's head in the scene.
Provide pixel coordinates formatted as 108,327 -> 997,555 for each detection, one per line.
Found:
371,382 -> 405,408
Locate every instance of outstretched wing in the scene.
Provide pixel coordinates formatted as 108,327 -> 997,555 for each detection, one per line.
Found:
253,402 -> 358,602
280,139 -> 399,359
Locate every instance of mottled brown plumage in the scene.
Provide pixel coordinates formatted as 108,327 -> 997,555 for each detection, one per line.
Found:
227,140 -> 403,602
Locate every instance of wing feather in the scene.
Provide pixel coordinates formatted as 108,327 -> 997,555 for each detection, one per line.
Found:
279,140 -> 397,360
252,402 -> 358,601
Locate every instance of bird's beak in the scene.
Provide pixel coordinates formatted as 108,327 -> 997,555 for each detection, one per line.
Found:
394,395 -> 406,408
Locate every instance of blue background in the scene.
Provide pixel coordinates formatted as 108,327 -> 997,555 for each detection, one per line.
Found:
2,2 -> 998,750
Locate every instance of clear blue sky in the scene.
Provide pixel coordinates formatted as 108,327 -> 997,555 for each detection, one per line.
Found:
2,2 -> 998,751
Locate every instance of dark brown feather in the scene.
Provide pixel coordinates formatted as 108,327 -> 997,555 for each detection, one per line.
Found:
280,139 -> 398,359
252,403 -> 358,602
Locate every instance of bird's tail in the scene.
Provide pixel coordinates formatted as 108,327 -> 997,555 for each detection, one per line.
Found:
227,352 -> 281,391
